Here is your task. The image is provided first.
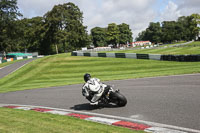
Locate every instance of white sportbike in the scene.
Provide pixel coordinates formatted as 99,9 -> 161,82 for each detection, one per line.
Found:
85,82 -> 127,107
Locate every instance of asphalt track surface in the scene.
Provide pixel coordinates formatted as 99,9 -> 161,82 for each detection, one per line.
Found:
0,59 -> 200,131
0,59 -> 35,79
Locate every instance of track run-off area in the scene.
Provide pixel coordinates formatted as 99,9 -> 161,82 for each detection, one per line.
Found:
0,58 -> 200,132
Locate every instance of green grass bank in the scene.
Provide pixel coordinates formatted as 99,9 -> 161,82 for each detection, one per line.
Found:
0,53 -> 200,93
0,107 -> 144,133
102,41 -> 200,55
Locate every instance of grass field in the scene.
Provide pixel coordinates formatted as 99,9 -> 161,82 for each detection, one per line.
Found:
0,53 -> 200,93
0,107 -> 144,133
185,41 -> 200,46
0,46 -> 200,133
103,41 -> 200,55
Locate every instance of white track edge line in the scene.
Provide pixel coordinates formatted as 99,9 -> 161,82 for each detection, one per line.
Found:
9,63 -> 29,74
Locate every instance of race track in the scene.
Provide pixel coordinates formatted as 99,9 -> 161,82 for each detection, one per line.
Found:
0,59 -> 35,79
0,73 -> 200,131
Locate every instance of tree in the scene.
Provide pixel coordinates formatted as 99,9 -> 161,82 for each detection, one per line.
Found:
106,23 -> 120,47
161,21 -> 177,43
41,2 -> 89,55
136,22 -> 162,43
190,14 -> 200,40
91,27 -> 106,47
15,17 -> 45,52
90,23 -> 133,47
148,22 -> 162,43
0,0 -> 22,52
177,16 -> 190,41
118,23 -> 133,44
137,14 -> 200,43
136,31 -> 146,41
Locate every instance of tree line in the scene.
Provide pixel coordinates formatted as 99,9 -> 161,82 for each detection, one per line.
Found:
1,0 -> 199,55
0,0 -> 133,55
0,0 -> 90,55
136,14 -> 200,44
91,23 -> 133,47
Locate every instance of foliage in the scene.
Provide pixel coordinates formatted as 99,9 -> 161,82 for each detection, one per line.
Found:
137,22 -> 162,43
0,0 -> 22,52
118,23 -> 133,44
1,0 -> 199,53
41,2 -> 90,55
91,27 -> 107,47
0,1 -> 90,55
106,23 -> 120,46
15,17 -> 45,52
161,21 -> 177,43
91,23 -> 133,47
136,14 -> 200,43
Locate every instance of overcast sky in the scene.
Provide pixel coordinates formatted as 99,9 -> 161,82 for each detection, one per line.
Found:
17,0 -> 200,39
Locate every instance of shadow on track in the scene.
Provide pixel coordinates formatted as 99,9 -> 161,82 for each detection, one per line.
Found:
70,103 -> 120,111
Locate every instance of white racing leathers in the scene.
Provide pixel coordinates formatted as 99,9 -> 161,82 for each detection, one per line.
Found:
82,78 -> 107,104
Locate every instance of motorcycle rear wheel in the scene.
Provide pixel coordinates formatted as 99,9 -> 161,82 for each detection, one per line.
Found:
110,92 -> 127,107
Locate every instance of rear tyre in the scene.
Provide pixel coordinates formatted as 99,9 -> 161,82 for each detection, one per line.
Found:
110,92 -> 127,107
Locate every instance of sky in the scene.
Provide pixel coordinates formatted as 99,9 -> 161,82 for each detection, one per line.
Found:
17,0 -> 200,39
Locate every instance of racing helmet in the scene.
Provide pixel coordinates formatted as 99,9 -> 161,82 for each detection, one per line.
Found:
84,73 -> 91,82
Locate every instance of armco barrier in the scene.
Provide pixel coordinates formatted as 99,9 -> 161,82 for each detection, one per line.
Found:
91,52 -> 98,57
71,51 -> 200,62
115,53 -> 126,58
125,53 -> 137,59
136,54 -> 149,59
161,55 -> 200,62
83,53 -> 90,57
71,52 -> 77,56
106,53 -> 116,58
98,53 -> 106,57
149,54 -> 162,60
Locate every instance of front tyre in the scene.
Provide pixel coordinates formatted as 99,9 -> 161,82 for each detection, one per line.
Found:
110,92 -> 127,107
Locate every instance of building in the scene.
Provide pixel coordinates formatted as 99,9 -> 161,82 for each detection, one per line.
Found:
129,41 -> 152,47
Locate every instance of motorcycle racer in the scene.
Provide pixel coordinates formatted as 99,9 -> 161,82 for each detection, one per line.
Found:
82,73 -> 107,105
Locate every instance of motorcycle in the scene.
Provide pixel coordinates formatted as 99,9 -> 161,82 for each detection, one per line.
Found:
99,85 -> 127,107
87,85 -> 127,107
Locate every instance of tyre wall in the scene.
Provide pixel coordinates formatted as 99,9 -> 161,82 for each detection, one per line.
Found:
71,51 -> 200,62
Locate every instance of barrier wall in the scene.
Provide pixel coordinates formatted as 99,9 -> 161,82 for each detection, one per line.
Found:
71,51 -> 200,62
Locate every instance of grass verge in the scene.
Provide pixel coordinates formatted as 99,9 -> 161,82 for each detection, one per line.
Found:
103,41 -> 200,55
0,53 -> 200,93
0,107 -> 144,133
